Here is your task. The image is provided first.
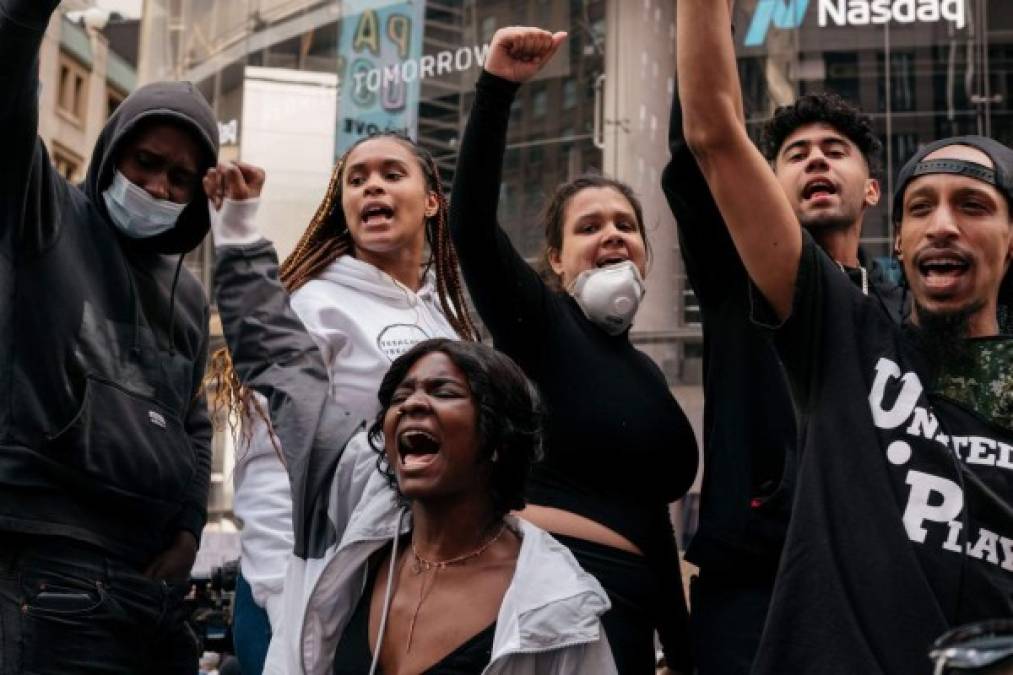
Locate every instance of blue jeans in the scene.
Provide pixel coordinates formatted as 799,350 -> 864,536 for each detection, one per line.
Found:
0,532 -> 197,674
232,572 -> 272,675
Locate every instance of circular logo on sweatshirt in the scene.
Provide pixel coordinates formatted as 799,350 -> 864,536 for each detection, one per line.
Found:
376,323 -> 430,361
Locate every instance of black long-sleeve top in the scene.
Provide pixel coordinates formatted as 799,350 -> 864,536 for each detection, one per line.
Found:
661,86 -> 795,578
449,70 -> 699,668
661,84 -> 908,578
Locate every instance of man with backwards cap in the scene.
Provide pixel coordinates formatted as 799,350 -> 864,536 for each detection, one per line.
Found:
676,0 -> 1012,672
0,0 -> 219,671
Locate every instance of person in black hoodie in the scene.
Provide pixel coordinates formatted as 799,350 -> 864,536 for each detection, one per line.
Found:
0,0 -> 217,672
663,27 -> 906,675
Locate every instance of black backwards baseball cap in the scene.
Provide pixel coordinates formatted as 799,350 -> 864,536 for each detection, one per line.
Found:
893,135 -> 1013,332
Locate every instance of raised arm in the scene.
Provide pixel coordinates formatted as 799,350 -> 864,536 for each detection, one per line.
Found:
448,28 -> 565,355
0,0 -> 64,249
677,0 -> 801,321
208,162 -> 363,559
662,73 -> 743,307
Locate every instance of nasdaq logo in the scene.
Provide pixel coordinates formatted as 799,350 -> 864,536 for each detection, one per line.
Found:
744,0 -> 966,47
744,0 -> 810,47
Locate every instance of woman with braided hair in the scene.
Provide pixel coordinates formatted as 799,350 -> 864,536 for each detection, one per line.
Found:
202,133 -> 475,674
275,132 -> 475,339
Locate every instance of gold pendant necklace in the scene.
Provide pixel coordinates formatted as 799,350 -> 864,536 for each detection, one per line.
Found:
404,522 -> 508,652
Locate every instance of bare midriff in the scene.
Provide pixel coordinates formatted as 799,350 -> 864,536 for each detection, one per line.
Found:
515,504 -> 643,556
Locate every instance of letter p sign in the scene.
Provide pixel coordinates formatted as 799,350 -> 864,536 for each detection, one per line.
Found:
744,0 -> 810,46
903,470 -> 963,544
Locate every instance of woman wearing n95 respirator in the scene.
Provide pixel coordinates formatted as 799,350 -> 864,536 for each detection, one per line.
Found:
447,25 -> 699,675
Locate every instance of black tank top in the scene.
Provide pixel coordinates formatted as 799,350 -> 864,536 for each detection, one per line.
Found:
333,559 -> 497,674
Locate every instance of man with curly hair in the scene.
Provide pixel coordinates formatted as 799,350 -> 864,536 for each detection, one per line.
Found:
760,93 -> 902,310
663,34 -> 906,675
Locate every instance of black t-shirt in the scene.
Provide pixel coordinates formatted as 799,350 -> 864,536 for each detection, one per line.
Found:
752,233 -> 1013,674
449,70 -> 699,667
662,89 -> 906,577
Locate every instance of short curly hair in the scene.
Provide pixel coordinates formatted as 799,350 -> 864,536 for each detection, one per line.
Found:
367,339 -> 544,518
760,92 -> 883,178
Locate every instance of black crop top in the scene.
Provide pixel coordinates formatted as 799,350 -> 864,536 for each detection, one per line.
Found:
448,69 -> 699,667
333,559 -> 496,674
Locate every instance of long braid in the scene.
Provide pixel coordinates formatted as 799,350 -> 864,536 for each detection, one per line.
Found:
421,153 -> 478,341
201,347 -> 282,464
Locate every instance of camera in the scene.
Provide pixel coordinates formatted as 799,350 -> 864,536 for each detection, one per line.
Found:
186,558 -> 239,655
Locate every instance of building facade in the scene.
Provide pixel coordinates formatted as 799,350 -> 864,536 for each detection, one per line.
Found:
38,5 -> 138,183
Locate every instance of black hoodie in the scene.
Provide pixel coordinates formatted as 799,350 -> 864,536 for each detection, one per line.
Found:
0,0 -> 216,565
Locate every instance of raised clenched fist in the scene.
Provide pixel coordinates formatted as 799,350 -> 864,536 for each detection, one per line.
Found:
203,161 -> 266,209
484,27 -> 567,85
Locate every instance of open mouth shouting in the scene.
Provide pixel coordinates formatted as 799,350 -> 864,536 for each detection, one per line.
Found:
361,201 -> 395,226
396,427 -> 441,472
595,254 -> 629,268
915,248 -> 973,297
801,178 -> 838,204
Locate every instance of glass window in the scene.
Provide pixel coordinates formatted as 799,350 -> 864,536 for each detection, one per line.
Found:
57,56 -> 89,123
532,87 -> 548,117
528,144 -> 544,165
563,79 -> 577,109
51,143 -> 82,182
481,16 -> 496,44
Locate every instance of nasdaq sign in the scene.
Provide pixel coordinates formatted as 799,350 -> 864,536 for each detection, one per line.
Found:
744,0 -> 966,47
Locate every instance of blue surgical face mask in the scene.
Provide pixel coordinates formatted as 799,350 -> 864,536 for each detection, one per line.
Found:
102,170 -> 186,239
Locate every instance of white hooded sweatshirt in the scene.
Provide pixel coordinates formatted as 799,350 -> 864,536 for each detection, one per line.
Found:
214,199 -> 459,629
290,253 -> 459,418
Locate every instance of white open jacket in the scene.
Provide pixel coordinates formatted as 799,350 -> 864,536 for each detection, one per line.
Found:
212,238 -> 616,674
263,433 -> 618,675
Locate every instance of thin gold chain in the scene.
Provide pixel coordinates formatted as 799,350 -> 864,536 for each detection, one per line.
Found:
410,522 -> 508,573
404,522 -> 508,653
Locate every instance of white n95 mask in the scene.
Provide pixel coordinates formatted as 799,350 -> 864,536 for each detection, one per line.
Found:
568,260 -> 646,336
102,170 -> 186,239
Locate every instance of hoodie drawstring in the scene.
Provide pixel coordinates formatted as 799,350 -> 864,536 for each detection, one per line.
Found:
370,507 -> 408,675
166,254 -> 184,356
125,252 -> 185,358
125,257 -> 143,357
